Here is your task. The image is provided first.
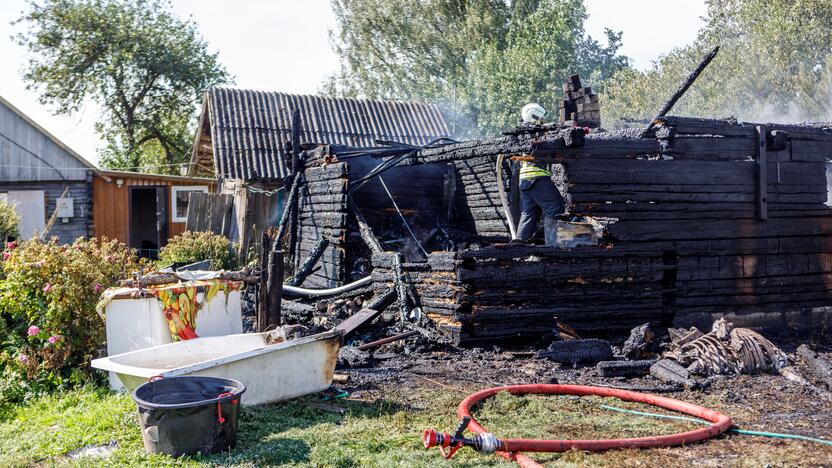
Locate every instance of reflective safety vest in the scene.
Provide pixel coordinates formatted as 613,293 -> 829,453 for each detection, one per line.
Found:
519,160 -> 552,180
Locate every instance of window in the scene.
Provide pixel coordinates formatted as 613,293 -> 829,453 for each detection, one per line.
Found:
5,190 -> 45,239
171,186 -> 208,222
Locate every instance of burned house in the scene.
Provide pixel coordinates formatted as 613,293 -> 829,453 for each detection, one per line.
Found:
287,114 -> 832,346
187,87 -> 450,258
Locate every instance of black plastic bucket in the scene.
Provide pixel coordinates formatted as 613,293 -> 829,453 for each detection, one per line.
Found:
131,376 -> 246,456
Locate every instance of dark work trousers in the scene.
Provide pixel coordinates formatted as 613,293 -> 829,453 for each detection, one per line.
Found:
516,176 -> 564,240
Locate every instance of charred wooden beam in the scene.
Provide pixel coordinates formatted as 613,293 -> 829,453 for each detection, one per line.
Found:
797,344 -> 832,389
596,359 -> 656,377
334,288 -> 397,336
756,125 -> 768,220
641,46 -> 720,137
287,237 -> 330,287
274,174 -> 302,250
357,330 -> 420,351
650,359 -> 699,388
534,339 -> 613,364
349,198 -> 384,254
291,108 -> 301,173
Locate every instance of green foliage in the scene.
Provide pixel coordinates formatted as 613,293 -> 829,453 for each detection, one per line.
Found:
601,0 -> 832,127
15,0 -> 231,173
158,231 -> 239,270
0,237 -> 141,402
326,0 -> 627,137
0,199 -> 20,242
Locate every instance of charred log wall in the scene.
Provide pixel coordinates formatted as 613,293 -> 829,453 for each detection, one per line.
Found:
371,251 -> 465,340
391,118 -> 832,344
296,163 -> 349,288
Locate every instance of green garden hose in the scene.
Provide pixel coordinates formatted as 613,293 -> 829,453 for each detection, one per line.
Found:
599,404 -> 832,446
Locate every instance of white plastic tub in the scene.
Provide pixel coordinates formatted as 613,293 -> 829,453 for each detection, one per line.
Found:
91,330 -> 341,405
104,289 -> 242,390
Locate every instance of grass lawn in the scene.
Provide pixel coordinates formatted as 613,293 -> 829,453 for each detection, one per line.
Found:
1,381 -> 830,467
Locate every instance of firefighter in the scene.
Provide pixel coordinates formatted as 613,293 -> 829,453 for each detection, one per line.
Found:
514,103 -> 564,246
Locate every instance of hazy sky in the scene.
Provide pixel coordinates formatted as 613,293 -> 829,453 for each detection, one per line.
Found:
0,0 -> 707,165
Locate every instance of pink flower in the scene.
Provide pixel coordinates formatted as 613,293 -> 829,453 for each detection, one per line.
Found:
5,241 -> 15,250
1,251 -> 9,261
94,283 -> 103,293
48,334 -> 62,344
27,325 -> 40,337
43,283 -> 52,293
18,354 -> 28,364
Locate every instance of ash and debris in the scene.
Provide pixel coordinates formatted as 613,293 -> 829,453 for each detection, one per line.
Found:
281,285 -> 832,401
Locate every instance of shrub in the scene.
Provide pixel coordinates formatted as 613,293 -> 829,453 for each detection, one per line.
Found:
0,237 -> 141,401
0,199 -> 20,241
157,231 -> 239,270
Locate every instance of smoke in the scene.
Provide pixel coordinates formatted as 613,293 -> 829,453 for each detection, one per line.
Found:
738,99 -> 832,127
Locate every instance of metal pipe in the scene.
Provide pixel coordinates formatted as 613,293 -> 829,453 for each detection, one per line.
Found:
357,330 -> 420,351
282,276 -> 373,297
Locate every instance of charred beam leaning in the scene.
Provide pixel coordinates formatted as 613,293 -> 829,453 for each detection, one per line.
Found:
349,197 -> 384,254
334,288 -> 397,336
274,174 -> 302,250
640,46 -> 720,137
287,236 -> 330,287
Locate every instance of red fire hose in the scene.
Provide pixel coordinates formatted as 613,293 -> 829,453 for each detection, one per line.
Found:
423,384 -> 733,467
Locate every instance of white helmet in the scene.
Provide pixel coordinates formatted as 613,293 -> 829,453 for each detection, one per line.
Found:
521,103 -> 547,123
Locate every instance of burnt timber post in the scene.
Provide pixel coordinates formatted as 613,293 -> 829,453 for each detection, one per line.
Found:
756,125 -> 768,220
266,248 -> 284,329
257,231 -> 284,332
291,108 -> 301,174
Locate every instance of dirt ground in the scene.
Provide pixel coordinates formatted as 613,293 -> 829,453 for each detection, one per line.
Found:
337,342 -> 832,467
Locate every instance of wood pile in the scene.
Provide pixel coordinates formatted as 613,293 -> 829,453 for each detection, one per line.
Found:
559,74 -> 600,128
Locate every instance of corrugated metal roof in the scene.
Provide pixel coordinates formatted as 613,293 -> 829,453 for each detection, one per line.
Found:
202,87 -> 450,180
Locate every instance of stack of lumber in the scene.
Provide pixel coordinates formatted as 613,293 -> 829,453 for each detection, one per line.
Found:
559,74 -> 600,128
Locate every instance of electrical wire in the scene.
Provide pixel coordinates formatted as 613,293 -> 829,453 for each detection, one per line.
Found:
378,175 -> 429,258
599,404 -> 832,446
1,130 -> 68,180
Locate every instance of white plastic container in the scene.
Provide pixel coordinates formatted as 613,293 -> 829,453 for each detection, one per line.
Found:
91,330 -> 341,405
104,289 -> 243,390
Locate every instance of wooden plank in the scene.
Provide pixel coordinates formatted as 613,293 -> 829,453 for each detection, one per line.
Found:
333,288 -> 396,336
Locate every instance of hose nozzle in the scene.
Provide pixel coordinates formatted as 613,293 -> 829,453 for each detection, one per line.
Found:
422,417 -> 502,459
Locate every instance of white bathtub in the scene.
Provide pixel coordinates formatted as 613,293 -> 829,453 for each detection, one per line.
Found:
103,290 -> 243,390
91,330 -> 341,405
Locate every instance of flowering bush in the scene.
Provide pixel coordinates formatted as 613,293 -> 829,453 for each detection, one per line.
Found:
0,237 -> 141,401
0,199 -> 19,242
158,231 -> 239,270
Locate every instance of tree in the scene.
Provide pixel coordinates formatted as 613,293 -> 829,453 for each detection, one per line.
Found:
325,0 -> 627,137
15,0 -> 231,173
602,0 -> 832,127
